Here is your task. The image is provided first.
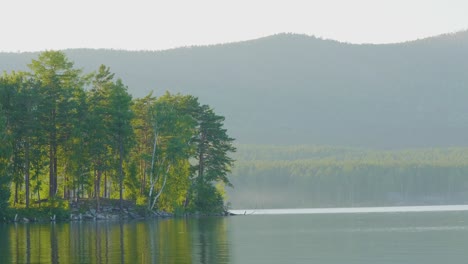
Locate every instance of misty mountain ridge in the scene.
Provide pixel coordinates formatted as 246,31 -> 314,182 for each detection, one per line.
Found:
2,31 -> 468,148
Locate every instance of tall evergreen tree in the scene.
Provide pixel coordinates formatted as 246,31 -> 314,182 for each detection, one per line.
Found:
190,105 -> 236,212
0,73 -> 22,205
9,73 -> 41,207
0,113 -> 11,214
108,79 -> 133,210
87,65 -> 115,210
0,76 -> 13,213
60,83 -> 88,201
0,72 -> 42,206
28,51 -> 83,199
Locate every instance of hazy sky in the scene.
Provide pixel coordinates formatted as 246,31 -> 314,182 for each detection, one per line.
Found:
2,0 -> 468,52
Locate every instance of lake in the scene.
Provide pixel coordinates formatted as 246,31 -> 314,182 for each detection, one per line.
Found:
2,207 -> 468,263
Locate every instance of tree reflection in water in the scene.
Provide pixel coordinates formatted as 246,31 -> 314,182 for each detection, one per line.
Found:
0,217 -> 230,264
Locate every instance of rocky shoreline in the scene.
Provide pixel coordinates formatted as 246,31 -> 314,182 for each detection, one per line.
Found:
5,198 -> 229,223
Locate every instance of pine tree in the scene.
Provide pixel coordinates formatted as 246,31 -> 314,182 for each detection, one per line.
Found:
28,51 -> 83,199
108,79 -> 133,210
190,104 -> 236,212
0,76 -> 13,213
87,65 -> 115,210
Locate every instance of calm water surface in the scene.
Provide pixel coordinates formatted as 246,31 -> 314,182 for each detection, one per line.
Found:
1,209 -> 468,263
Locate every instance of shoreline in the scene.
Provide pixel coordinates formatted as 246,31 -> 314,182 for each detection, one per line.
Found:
1,198 -> 229,224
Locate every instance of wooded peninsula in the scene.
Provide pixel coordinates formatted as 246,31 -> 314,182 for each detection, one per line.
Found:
0,51 -> 236,221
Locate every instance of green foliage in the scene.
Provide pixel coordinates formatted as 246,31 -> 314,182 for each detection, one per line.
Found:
86,65 -> 134,210
9,203 -> 70,222
188,104 -> 236,212
0,176 -> 10,217
0,76 -> 13,215
130,93 -> 157,202
27,50 -> 85,199
191,184 -> 225,213
0,52 -> 235,215
146,93 -> 197,211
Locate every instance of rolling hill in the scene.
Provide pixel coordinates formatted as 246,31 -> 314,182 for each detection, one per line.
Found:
2,31 -> 468,148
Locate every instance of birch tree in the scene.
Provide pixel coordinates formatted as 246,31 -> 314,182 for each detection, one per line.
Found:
147,93 -> 195,211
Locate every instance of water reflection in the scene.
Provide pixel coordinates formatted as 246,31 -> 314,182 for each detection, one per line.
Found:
3,212 -> 468,263
50,223 -> 58,264
0,217 -> 230,264
193,217 -> 230,264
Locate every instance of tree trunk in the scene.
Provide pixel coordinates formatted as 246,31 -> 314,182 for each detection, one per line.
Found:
150,165 -> 170,211
147,131 -> 158,210
53,154 -> 57,196
25,140 -> 30,208
183,184 -> 191,209
14,182 -> 18,206
119,141 -> 124,211
141,160 -> 146,196
49,108 -> 57,199
104,171 -> 107,198
49,141 -> 54,198
196,136 -> 205,206
63,164 -> 68,200
96,169 -> 101,211
198,132 -> 206,182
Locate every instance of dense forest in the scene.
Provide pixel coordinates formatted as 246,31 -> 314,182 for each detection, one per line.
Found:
2,31 -> 468,147
0,51 -> 236,215
228,145 -> 468,208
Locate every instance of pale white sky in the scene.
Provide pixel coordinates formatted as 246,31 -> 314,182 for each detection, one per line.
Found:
1,0 -> 468,52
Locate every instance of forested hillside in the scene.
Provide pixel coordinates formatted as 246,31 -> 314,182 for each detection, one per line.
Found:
2,31 -> 468,147
228,145 -> 468,208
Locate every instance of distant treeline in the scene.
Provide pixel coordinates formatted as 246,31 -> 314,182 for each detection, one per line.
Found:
228,145 -> 468,208
0,51 -> 235,215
